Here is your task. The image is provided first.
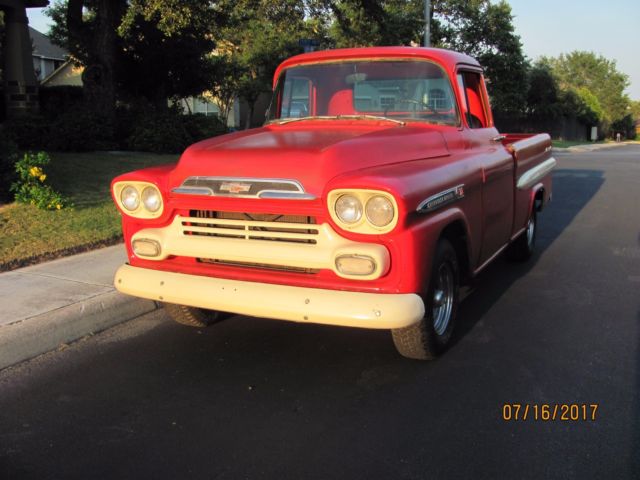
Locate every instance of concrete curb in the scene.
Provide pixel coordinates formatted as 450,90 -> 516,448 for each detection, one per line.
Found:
0,291 -> 159,370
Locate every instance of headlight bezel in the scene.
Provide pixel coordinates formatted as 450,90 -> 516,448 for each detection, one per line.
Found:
327,189 -> 399,234
113,181 -> 164,219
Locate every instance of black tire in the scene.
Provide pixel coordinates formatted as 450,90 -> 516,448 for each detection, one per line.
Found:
163,303 -> 222,328
391,238 -> 460,360
507,209 -> 536,262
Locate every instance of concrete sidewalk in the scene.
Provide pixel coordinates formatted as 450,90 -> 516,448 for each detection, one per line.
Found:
555,140 -> 639,153
0,245 -> 159,370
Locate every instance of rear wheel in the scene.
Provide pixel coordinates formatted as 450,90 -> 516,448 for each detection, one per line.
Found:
507,209 -> 536,262
391,239 -> 459,360
163,303 -> 222,328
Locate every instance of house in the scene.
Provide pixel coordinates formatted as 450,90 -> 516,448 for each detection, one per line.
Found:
40,58 -> 83,87
29,26 -> 68,81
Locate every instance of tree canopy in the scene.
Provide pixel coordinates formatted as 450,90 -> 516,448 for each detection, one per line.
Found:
542,51 -> 630,127
42,0 -> 634,136
324,0 -> 529,115
46,0 -> 219,110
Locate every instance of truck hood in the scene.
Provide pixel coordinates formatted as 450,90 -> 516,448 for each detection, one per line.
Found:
170,123 -> 450,196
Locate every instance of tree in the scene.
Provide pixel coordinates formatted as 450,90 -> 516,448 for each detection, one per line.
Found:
430,0 -> 529,115
526,63 -> 601,127
543,51 -> 631,131
65,0 -> 126,122
611,114 -> 635,139
324,0 -> 529,115
526,62 -> 561,118
328,0 -> 423,47
46,1 -> 220,110
628,100 -> 640,125
208,53 -> 243,125
214,0 -> 320,128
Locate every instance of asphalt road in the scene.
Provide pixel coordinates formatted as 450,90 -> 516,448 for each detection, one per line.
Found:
1,145 -> 639,480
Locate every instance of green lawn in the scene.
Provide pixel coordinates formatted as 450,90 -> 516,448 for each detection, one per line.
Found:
0,151 -> 178,271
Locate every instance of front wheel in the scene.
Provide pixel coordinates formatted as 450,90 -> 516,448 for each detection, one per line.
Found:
163,303 -> 223,328
391,239 -> 460,360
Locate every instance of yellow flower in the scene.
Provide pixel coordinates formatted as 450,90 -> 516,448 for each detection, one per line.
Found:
56,204 -> 62,210
30,166 -> 43,177
39,174 -> 47,182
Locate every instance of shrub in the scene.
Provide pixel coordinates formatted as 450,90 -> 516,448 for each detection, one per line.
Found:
181,113 -> 228,142
0,127 -> 19,202
39,86 -> 84,117
46,106 -> 116,151
126,106 -> 229,153
10,151 -> 71,210
127,108 -> 193,153
3,113 -> 49,150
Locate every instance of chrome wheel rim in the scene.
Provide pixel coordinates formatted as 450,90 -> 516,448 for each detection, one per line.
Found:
526,216 -> 535,248
432,262 -> 454,336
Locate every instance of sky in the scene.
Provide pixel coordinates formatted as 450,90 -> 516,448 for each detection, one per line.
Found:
507,0 -> 638,99
26,0 -> 639,100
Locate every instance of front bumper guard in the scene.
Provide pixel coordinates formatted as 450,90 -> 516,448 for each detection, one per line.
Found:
115,264 -> 424,329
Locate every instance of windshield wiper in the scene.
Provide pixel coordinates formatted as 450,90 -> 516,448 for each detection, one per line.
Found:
271,116 -> 335,125
271,115 -> 406,126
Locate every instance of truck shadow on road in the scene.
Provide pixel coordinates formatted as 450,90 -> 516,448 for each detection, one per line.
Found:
451,168 -> 605,347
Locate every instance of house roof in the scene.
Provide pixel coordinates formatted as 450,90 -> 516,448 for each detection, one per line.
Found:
29,26 -> 68,60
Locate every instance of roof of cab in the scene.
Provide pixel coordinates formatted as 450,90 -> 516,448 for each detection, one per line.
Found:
273,46 -> 481,87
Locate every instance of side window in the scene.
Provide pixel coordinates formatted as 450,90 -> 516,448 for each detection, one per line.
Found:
282,77 -> 311,118
457,72 -> 489,129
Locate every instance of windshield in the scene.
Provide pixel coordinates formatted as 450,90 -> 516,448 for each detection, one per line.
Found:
267,59 -> 459,126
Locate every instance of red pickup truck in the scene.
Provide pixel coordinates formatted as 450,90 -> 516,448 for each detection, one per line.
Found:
112,47 -> 555,360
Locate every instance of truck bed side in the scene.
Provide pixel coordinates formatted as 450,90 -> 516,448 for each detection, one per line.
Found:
501,133 -> 555,237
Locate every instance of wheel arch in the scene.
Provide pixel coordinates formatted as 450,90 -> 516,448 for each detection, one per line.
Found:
529,182 -> 546,214
438,218 -> 471,285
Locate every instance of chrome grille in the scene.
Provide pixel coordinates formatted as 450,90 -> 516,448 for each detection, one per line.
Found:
184,210 -> 319,244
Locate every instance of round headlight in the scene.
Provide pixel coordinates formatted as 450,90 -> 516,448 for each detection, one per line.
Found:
335,194 -> 363,224
141,186 -> 162,213
365,195 -> 394,227
120,185 -> 140,211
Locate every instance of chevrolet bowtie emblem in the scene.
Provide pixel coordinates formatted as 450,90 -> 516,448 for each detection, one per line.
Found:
219,182 -> 252,194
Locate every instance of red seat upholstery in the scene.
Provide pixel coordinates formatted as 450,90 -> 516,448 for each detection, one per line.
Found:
327,89 -> 355,115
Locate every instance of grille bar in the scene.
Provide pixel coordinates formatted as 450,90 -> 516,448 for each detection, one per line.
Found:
197,258 -> 320,274
182,211 -> 319,245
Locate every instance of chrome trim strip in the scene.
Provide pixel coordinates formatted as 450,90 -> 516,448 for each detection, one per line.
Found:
172,187 -> 214,196
417,184 -> 465,213
171,176 -> 316,200
517,157 -> 557,190
258,191 -> 317,200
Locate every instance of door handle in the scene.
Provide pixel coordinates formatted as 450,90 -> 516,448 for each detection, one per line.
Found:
491,134 -> 506,143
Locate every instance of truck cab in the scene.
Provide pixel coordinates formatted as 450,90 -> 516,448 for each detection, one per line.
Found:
112,47 -> 555,360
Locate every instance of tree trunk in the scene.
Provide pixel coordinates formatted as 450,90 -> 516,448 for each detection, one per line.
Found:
244,98 -> 257,130
68,0 -> 123,124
